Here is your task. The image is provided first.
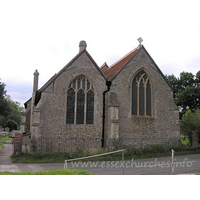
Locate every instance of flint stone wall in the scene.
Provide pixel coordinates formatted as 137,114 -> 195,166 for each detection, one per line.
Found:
31,51 -> 106,151
22,47 -> 180,153
105,49 -> 179,148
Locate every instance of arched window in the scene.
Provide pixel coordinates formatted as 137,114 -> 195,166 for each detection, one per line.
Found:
66,76 -> 94,124
132,70 -> 152,116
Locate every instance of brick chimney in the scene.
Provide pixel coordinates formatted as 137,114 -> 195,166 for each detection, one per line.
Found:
33,69 -> 39,92
79,40 -> 87,52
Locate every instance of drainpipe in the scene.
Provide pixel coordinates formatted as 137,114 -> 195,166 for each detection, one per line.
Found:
102,80 -> 112,147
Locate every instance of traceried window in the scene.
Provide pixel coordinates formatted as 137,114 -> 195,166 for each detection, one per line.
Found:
66,76 -> 94,124
132,70 -> 152,116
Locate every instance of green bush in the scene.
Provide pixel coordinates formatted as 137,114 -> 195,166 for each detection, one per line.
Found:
149,144 -> 166,154
5,119 -> 18,131
180,109 -> 200,145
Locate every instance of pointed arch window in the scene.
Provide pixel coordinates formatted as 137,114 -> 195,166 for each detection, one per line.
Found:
132,70 -> 152,116
66,76 -> 94,124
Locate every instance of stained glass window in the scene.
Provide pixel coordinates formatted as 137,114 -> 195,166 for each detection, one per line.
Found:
146,80 -> 151,116
76,90 -> 85,124
66,76 -> 94,124
66,88 -> 75,123
132,77 -> 137,115
139,80 -> 144,115
132,70 -> 152,116
86,90 -> 94,124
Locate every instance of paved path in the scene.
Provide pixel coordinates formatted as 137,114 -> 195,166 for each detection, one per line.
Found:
0,144 -> 14,156
0,154 -> 200,174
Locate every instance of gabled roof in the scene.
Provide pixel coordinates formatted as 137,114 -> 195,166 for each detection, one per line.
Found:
24,48 -> 107,106
104,44 -> 173,90
104,45 -> 142,80
100,62 -> 109,74
24,43 -> 173,107
38,49 -> 107,93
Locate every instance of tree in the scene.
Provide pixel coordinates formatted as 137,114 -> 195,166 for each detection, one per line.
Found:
166,71 -> 200,118
5,119 -> 18,131
0,80 -> 10,116
180,109 -> 200,145
0,80 -> 22,129
6,96 -> 22,127
164,74 -> 180,97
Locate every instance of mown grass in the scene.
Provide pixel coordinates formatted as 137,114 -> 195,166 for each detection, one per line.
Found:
0,135 -> 13,143
10,145 -> 200,164
0,169 -> 94,175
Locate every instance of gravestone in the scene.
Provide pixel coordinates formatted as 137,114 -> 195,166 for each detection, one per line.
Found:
0,132 -> 6,137
5,127 -> 9,133
0,126 -> 3,132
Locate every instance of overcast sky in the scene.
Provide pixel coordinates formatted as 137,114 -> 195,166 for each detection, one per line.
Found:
0,0 -> 199,106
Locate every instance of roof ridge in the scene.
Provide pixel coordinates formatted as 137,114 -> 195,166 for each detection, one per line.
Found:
104,45 -> 142,80
109,45 -> 141,69
38,49 -> 107,92
100,62 -> 107,69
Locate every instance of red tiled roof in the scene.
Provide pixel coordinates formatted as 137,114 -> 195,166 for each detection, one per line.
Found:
104,45 -> 142,80
100,62 -> 107,69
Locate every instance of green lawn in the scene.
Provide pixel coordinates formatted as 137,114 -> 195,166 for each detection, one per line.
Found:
10,145 -> 200,164
0,135 -> 13,148
0,135 -> 13,143
0,169 -> 94,175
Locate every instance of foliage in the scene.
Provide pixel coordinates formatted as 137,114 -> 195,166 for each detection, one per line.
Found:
0,80 -> 10,116
180,109 -> 200,145
6,97 -> 22,126
165,71 -> 200,118
5,119 -> 18,131
11,145 -> 200,163
0,169 -> 94,175
0,79 -> 22,129
180,134 -> 190,146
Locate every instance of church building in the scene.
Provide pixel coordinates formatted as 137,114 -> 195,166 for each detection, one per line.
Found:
21,40 -> 179,152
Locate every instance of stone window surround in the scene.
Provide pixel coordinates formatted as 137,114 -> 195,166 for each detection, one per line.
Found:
66,75 -> 95,124
131,69 -> 153,117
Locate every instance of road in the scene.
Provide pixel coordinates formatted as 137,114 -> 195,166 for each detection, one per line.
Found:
0,154 -> 199,174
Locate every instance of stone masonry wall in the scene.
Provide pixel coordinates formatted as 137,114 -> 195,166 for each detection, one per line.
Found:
27,47 -> 180,152
105,49 -> 179,149
33,51 -> 107,152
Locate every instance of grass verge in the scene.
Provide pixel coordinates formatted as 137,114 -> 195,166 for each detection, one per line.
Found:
10,145 -> 200,164
0,169 -> 94,175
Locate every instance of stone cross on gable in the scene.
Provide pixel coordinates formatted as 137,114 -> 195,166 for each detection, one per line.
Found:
137,37 -> 143,45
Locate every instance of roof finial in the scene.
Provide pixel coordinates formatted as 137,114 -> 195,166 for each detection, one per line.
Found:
79,40 -> 87,52
137,37 -> 143,45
